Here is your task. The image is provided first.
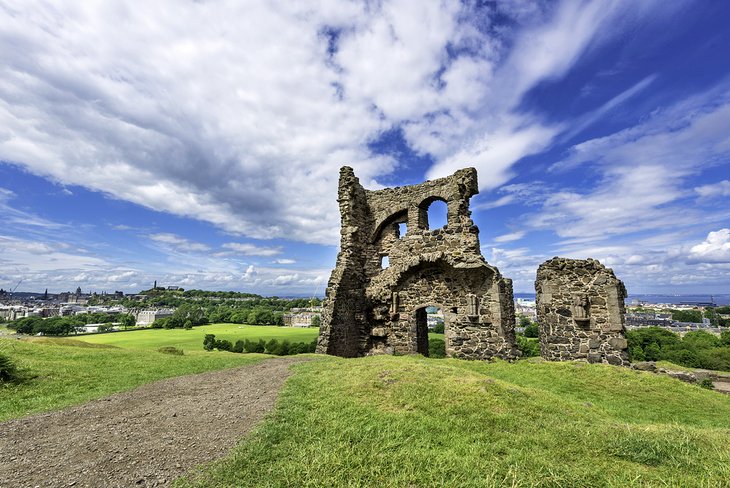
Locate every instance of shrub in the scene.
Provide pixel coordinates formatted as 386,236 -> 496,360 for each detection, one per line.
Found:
433,322 -> 445,334
215,339 -> 233,351
0,353 -> 22,384
272,340 -> 290,356
516,335 -> 540,357
428,338 -> 446,358
698,378 -> 714,390
265,339 -> 279,354
233,340 -> 245,353
157,346 -> 184,356
629,345 -> 645,362
150,319 -> 165,329
523,323 -> 539,338
203,334 -> 216,351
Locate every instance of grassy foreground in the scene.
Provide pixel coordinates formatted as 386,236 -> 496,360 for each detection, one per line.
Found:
179,355 -> 730,488
76,323 -> 319,351
0,337 -> 266,422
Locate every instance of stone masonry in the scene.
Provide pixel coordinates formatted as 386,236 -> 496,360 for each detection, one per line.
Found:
535,257 -> 630,366
316,166 -> 520,360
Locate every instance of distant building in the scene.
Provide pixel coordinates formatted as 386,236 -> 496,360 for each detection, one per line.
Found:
283,312 -> 319,327
136,309 -> 174,326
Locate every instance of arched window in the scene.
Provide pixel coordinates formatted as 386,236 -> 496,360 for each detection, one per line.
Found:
398,222 -> 407,238
426,199 -> 448,230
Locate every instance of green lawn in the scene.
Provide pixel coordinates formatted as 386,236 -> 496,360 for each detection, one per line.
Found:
76,323 -> 319,351
179,355 -> 730,488
0,337 -> 267,422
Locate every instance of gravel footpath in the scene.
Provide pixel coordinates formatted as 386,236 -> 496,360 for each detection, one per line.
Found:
0,356 -> 306,487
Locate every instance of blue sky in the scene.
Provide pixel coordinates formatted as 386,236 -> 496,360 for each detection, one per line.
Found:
1,0 -> 729,296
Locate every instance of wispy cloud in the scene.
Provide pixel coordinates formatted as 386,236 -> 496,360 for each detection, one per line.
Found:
222,242 -> 282,257
148,233 -> 210,252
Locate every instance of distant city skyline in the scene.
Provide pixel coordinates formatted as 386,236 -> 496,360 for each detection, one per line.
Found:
1,1 -> 729,295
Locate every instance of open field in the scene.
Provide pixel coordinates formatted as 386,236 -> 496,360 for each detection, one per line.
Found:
179,355 -> 730,487
76,323 -> 320,351
0,337 -> 267,422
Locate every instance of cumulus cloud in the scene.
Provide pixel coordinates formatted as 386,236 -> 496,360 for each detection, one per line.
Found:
688,229 -> 730,263
0,0 -> 668,246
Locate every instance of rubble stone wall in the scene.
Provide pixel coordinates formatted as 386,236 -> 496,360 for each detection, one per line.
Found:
317,166 -> 519,360
535,257 -> 629,366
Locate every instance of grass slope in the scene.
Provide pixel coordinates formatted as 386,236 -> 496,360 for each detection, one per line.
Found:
180,356 -> 730,488
0,338 -> 266,422
76,324 -> 319,351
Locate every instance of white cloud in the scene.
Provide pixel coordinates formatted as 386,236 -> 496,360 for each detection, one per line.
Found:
493,231 -> 525,243
530,89 -> 730,241
696,180 -> 730,198
0,1 -> 669,245
272,258 -> 296,264
222,242 -> 282,257
688,229 -> 730,264
148,233 -> 210,252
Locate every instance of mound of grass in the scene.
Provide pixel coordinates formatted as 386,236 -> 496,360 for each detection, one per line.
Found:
0,338 -> 266,422
158,346 -> 185,356
20,337 -> 119,349
179,356 -> 730,487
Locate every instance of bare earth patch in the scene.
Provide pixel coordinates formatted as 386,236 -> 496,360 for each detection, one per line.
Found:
0,356 -> 306,487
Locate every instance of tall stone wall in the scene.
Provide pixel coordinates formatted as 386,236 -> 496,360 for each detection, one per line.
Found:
535,257 -> 629,366
317,166 -> 519,360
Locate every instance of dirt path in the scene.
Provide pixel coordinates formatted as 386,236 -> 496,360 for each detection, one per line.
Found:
0,356 -> 306,487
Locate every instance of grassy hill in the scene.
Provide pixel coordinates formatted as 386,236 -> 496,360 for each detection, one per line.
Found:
179,355 -> 730,487
76,323 -> 319,351
4,333 -> 729,486
0,337 -> 266,421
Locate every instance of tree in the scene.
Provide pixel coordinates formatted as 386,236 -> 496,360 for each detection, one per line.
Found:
311,314 -> 321,327
203,334 -> 216,351
721,330 -> 730,346
120,314 -> 136,330
629,345 -> 645,362
671,309 -> 703,323
644,343 -> 661,361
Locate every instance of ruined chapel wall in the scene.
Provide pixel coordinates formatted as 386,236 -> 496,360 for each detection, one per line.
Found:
535,257 -> 629,366
316,167 -> 372,357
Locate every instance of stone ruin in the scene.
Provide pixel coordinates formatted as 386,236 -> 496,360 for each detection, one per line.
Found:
316,166 -> 520,360
535,257 -> 630,366
316,166 -> 630,365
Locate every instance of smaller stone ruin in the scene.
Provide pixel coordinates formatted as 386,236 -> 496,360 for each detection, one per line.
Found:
535,257 -> 629,366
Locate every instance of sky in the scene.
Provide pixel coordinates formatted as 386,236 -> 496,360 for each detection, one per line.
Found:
1,0 -> 729,297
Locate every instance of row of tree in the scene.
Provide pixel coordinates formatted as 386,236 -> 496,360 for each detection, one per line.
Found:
203,334 -> 317,355
627,327 -> 730,371
8,313 -> 136,336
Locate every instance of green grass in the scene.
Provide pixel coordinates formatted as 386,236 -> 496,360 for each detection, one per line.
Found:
179,355 -> 730,487
0,337 -> 267,422
656,360 -> 730,375
75,323 -> 319,351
